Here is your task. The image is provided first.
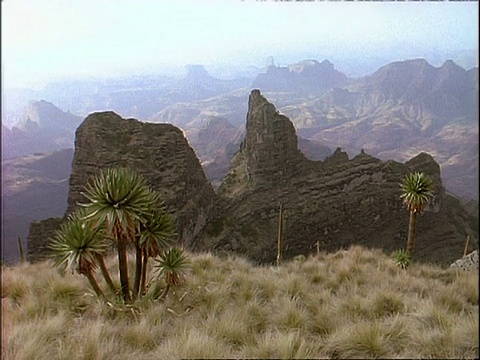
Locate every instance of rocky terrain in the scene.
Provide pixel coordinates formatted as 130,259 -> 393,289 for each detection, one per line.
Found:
27,91 -> 478,266
3,58 -> 478,264
27,112 -> 217,262
4,58 -> 477,200
156,59 -> 478,200
286,59 -> 479,200
192,90 -> 477,265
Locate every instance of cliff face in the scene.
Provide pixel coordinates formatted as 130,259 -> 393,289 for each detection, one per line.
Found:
240,89 -> 305,189
28,112 -> 216,262
67,112 -> 216,244
27,92 -> 477,266
195,90 -> 476,265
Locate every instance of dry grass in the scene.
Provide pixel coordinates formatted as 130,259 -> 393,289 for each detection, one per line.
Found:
2,245 -> 478,359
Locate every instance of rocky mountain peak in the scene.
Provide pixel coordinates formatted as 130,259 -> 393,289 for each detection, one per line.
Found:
358,58 -> 475,117
198,92 -> 477,265
252,59 -> 348,94
405,152 -> 444,211
25,93 -> 477,266
441,59 -> 460,70
405,152 -> 441,178
27,111 -> 219,262
220,90 -> 306,195
58,111 -> 216,246
18,100 -> 80,130
245,89 -> 304,170
364,59 -> 435,93
184,64 -> 213,83
3,100 -> 83,159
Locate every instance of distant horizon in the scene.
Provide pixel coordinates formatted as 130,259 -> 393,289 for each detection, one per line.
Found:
2,0 -> 478,89
2,50 -> 478,92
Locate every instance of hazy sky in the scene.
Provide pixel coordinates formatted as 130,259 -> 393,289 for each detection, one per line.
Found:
2,0 -> 478,88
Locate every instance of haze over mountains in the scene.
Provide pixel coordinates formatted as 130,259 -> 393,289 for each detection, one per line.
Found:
2,100 -> 82,159
26,91 -> 478,267
2,149 -> 73,264
2,57 -> 478,264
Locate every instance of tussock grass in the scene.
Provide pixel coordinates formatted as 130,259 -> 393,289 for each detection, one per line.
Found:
2,245 -> 478,359
323,321 -> 391,359
247,330 -> 320,359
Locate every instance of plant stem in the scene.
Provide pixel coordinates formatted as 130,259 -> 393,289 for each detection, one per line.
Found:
406,210 -> 417,261
18,236 -> 26,264
277,203 -> 283,267
86,271 -> 106,300
133,243 -> 143,300
464,235 -> 470,257
97,255 -> 117,294
117,230 -> 131,303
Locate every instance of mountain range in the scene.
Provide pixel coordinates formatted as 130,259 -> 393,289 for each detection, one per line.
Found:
252,59 -> 349,94
2,100 -> 82,160
26,91 -> 478,267
152,59 -> 478,200
2,57 -> 478,263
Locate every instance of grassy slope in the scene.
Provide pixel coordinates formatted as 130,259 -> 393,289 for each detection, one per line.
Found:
2,245 -> 478,359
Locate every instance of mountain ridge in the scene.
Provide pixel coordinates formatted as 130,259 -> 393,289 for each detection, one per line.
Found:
252,59 -> 349,94
25,91 -> 478,266
193,90 -> 477,264
2,100 -> 82,160
2,57 -> 478,263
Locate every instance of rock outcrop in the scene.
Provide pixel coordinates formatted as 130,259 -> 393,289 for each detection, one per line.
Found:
27,92 -> 478,266
291,60 -> 479,200
27,112 -> 216,262
253,60 -> 349,94
450,250 -> 479,271
27,218 -> 65,263
193,90 -> 478,265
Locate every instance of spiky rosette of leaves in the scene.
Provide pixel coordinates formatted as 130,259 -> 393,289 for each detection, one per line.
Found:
49,209 -> 110,276
140,210 -> 177,257
135,209 -> 177,298
79,167 -> 161,303
393,249 -> 411,269
400,172 -> 434,214
80,167 -> 159,235
154,247 -> 190,287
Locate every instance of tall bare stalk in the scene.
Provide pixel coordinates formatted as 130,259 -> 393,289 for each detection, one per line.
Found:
18,236 -> 26,264
463,235 -> 470,257
277,203 -> 283,267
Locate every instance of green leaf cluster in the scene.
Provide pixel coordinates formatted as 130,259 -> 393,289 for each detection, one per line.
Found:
49,167 -> 189,303
399,171 -> 434,263
400,172 -> 433,214
392,249 -> 411,269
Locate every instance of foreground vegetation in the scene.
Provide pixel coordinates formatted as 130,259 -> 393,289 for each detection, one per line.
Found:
2,246 -> 478,359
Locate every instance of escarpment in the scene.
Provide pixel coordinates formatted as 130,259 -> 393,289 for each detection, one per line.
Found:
28,91 -> 477,265
66,112 -> 216,243
193,90 -> 477,265
27,112 -> 216,262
